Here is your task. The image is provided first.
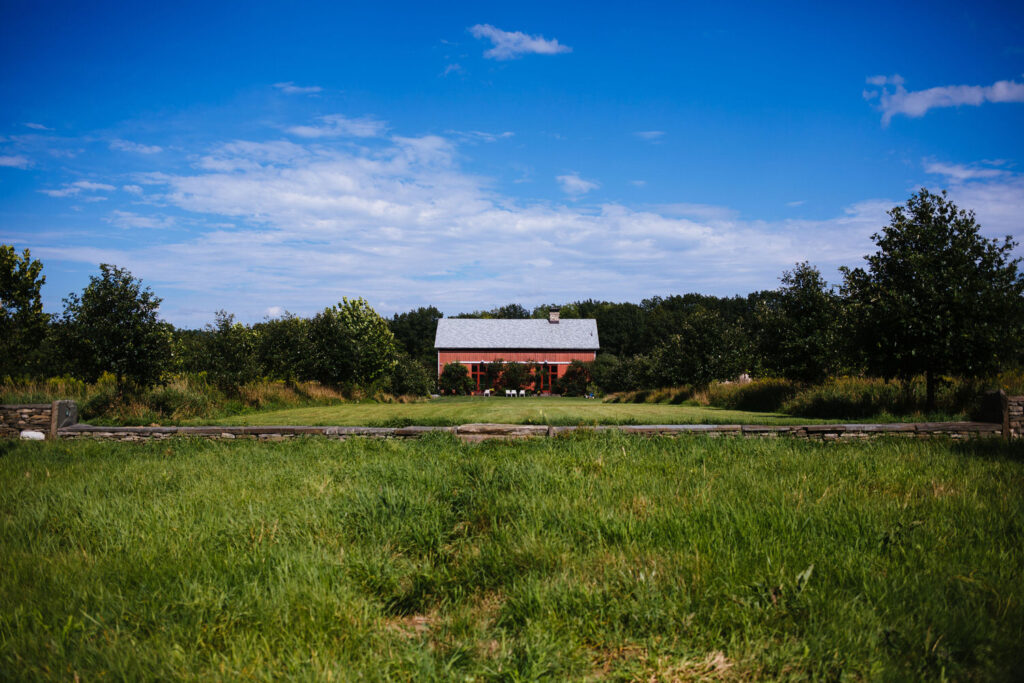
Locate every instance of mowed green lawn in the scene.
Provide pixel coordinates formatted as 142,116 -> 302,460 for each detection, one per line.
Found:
1,434 -> 1022,679
196,396 -> 824,427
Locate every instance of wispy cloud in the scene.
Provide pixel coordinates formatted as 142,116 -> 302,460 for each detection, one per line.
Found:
24,122 -> 52,131
630,180 -> 647,187
786,200 -> 805,207
923,159 -> 1007,181
106,210 -> 174,229
286,114 -> 388,138
633,130 -> 665,142
40,179 -> 116,197
865,74 -> 1024,125
110,139 -> 163,154
0,155 -> 31,168
468,24 -> 571,60
447,130 -> 514,143
556,172 -> 599,197
442,63 -> 463,76
273,81 -> 322,95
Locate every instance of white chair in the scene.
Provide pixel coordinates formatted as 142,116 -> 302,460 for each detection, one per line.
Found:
483,389 -> 490,397
505,389 -> 512,398
518,389 -> 526,397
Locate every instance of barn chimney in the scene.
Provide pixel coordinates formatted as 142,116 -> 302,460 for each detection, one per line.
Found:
548,307 -> 560,324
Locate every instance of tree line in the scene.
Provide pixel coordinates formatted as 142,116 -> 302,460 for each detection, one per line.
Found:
3,189 -> 1023,407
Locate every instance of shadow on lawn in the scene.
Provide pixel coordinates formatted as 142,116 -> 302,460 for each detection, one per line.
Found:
950,438 -> 1024,462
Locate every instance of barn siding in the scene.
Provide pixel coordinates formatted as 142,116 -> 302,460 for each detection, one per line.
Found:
436,350 -> 597,380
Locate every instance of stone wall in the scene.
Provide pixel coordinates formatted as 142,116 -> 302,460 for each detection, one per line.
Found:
57,421 -> 1004,442
1007,395 -> 1024,439
0,400 -> 77,439
0,404 -> 52,438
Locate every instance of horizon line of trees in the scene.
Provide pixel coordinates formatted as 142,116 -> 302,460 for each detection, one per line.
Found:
3,189 -> 1023,407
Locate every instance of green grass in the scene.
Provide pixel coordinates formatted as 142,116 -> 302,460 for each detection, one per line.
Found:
193,396 -> 826,427
2,434 -> 1022,680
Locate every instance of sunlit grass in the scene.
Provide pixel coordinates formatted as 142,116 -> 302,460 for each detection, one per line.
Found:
194,396 -> 823,427
2,434 -> 1022,679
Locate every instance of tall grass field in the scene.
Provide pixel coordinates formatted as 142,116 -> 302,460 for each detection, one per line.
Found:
2,434 -> 1022,679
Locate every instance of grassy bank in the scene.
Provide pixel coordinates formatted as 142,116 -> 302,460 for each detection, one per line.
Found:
607,372 -> 1024,422
0,374 -> 415,425
2,434 -> 1022,679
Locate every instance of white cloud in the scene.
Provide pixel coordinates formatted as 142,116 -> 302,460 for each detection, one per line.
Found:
442,63 -> 463,76
24,122 -> 52,130
73,180 -> 116,191
923,160 -> 1006,181
630,180 -> 647,187
265,306 -> 285,317
122,184 -> 144,194
469,24 -> 571,60
634,130 -> 665,141
0,155 -> 30,168
448,130 -> 514,143
273,81 -> 322,95
40,179 -> 116,197
556,173 -> 599,197
865,74 -> 1024,125
110,139 -> 163,154
106,210 -> 174,229
786,200 -> 806,207
31,127 -> 1024,327
286,114 -> 388,138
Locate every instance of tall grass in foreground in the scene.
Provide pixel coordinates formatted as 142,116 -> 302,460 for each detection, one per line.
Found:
1,434 -> 1022,680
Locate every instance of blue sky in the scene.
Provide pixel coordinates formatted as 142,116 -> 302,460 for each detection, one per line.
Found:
2,0 -> 1022,327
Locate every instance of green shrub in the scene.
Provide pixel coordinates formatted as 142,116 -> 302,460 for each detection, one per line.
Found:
707,378 -> 800,413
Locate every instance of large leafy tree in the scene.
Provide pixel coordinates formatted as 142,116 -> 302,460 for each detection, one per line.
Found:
0,246 -> 48,378
307,297 -> 397,386
57,264 -> 172,392
254,312 -> 312,383
841,189 -> 1024,408
648,307 -> 746,388
755,262 -> 841,383
387,306 -> 442,367
205,311 -> 260,392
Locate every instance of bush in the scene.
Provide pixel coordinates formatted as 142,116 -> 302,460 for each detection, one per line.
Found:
390,354 -> 434,397
707,378 -> 800,413
438,362 -> 474,395
556,360 -> 591,396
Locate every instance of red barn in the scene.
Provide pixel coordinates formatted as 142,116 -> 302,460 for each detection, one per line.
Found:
434,309 -> 600,393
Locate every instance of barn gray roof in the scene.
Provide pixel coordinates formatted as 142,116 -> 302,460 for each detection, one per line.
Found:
434,318 -> 600,350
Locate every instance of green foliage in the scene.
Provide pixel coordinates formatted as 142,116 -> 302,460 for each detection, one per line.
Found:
2,435 -> 1022,679
454,302 -> 531,319
0,245 -> 48,378
482,359 -> 505,391
780,376 -> 988,419
841,188 -> 1024,407
204,311 -> 260,392
388,306 -> 442,366
706,378 -> 801,412
254,312 -> 312,382
438,362 -> 473,395
55,264 -> 171,392
308,298 -> 398,386
556,360 -> 591,396
648,307 -> 746,388
755,262 -> 841,382
498,361 -> 532,391
389,352 -> 434,396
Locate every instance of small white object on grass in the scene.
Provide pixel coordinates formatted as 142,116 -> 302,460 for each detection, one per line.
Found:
20,430 -> 45,440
